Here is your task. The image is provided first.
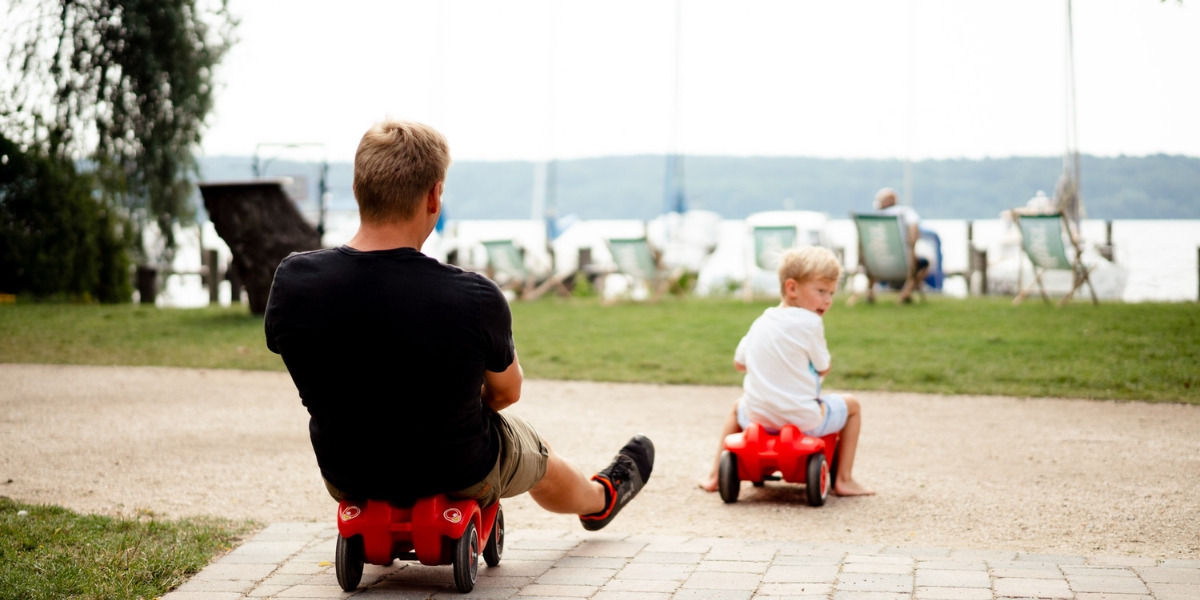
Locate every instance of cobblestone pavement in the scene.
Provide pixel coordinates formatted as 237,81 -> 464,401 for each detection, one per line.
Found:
163,523 -> 1200,600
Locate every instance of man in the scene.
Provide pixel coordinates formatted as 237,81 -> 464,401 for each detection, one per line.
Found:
869,187 -> 929,304
264,119 -> 652,531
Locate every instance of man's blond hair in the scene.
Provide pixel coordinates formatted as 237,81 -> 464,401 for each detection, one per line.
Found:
352,119 -> 451,223
778,246 -> 842,290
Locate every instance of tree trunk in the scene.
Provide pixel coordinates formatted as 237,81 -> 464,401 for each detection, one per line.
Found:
199,180 -> 322,314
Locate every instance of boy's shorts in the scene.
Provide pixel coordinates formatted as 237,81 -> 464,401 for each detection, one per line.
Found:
737,394 -> 849,438
323,411 -> 550,507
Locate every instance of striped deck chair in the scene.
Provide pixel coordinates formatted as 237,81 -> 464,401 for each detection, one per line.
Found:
1012,213 -> 1098,306
606,237 -> 676,302
481,240 -> 571,300
847,213 -> 924,305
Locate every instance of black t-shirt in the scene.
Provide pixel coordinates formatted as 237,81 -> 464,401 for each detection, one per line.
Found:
264,246 -> 514,505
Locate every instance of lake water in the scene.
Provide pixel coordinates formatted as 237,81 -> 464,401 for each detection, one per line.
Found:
158,217 -> 1200,306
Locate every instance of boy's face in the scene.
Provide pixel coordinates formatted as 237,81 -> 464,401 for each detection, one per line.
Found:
784,277 -> 836,316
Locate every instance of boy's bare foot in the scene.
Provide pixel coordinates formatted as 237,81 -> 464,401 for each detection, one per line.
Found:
697,475 -> 719,492
834,479 -> 876,496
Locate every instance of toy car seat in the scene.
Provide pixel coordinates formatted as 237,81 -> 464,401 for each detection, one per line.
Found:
334,495 -> 503,593
719,423 -> 839,506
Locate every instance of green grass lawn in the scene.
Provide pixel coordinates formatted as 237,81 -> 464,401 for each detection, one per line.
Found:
0,497 -> 251,600
1,296 -> 1197,403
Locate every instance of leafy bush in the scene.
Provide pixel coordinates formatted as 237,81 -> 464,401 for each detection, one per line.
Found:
0,136 -> 133,302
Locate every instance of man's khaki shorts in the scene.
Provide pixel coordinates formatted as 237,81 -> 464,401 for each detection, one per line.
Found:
323,411 -> 550,507
452,411 -> 550,507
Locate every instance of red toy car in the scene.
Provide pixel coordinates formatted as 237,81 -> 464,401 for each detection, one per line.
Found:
334,495 -> 503,593
719,423 -> 839,506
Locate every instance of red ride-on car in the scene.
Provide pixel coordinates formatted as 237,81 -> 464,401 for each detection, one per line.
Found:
719,423 -> 839,506
334,495 -> 503,593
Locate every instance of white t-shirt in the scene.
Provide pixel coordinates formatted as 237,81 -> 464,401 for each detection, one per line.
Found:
734,305 -> 831,431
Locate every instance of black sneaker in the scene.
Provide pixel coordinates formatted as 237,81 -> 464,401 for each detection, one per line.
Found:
579,435 -> 655,531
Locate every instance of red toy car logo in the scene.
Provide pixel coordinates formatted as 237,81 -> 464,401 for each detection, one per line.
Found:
443,508 -> 463,524
340,506 -> 362,521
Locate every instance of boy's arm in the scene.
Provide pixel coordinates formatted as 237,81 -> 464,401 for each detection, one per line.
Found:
482,350 -> 523,411
734,360 -> 746,373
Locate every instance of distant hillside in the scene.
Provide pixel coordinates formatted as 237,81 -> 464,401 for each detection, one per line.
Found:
197,154 -> 1200,220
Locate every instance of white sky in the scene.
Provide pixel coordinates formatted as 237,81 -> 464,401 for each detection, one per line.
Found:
199,0 -> 1200,162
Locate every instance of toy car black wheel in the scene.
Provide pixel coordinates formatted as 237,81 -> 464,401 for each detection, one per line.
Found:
805,453 -> 829,507
828,449 -> 840,488
335,534 -> 364,592
718,450 -> 740,503
453,521 -> 479,593
483,506 -> 504,567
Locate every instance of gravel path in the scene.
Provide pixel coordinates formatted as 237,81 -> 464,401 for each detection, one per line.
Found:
2,364 -> 1197,559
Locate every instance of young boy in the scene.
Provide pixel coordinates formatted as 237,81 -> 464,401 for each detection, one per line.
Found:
699,246 -> 873,496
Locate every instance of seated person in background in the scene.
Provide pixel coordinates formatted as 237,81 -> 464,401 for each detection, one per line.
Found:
264,119 -> 653,532
699,246 -> 874,496
871,187 -> 929,304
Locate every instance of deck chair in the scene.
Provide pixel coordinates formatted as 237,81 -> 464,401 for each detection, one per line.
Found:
742,226 -> 797,301
847,213 -> 924,305
481,240 -> 571,301
605,237 -> 678,303
1012,213 -> 1098,306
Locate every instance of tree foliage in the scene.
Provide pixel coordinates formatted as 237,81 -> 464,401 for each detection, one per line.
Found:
0,133 -> 133,301
2,0 -> 235,262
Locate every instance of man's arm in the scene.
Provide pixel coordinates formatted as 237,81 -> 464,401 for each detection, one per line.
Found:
482,351 -> 523,411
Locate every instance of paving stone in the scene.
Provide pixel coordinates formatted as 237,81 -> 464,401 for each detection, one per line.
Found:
354,584 -> 446,599
842,563 -> 912,575
762,565 -> 839,583
475,576 -> 536,588
755,583 -> 834,596
991,568 -> 1064,579
603,579 -> 681,593
624,534 -> 693,545
505,550 -> 571,561
1135,567 -> 1200,584
1086,555 -> 1159,567
681,572 -> 763,590
161,593 -> 245,600
831,591 -> 911,600
564,532 -> 632,542
386,564 -> 458,585
592,591 -> 672,600
1144,582 -> 1200,600
915,587 -> 992,600
695,560 -> 769,574
274,584 -> 355,598
643,543 -> 714,554
671,589 -> 754,600
432,587 -> 518,599
1159,559 -> 1200,569
1067,576 -> 1151,595
835,573 -> 913,593
617,563 -> 697,581
1074,593 -> 1155,600
513,540 -> 582,551
554,556 -> 631,569
775,546 -> 850,558
993,577 -> 1073,598
247,585 -> 290,597
689,537 -> 753,548
879,546 -> 950,558
1062,566 -> 1138,577
772,555 -> 843,567
190,561 -> 278,581
216,551 -> 296,564
482,560 -> 557,578
915,569 -> 990,588
1016,553 -> 1086,565
175,578 -> 257,594
751,594 -> 826,600
518,584 -> 600,597
536,567 -> 619,586
633,553 -> 705,564
706,546 -> 779,562
302,571 -> 340,586
916,560 -> 987,571
279,560 -> 328,575
950,549 -> 1018,561
570,541 -> 647,558
506,529 -> 568,541
844,554 -> 913,566
260,573 -> 314,587
227,540 -> 308,556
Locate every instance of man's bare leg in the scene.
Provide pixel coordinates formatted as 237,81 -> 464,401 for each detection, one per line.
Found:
833,394 -> 875,496
528,445 -> 607,514
699,399 -> 742,492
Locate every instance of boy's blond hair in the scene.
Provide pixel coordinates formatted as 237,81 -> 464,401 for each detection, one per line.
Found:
778,246 -> 842,290
352,119 -> 451,223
